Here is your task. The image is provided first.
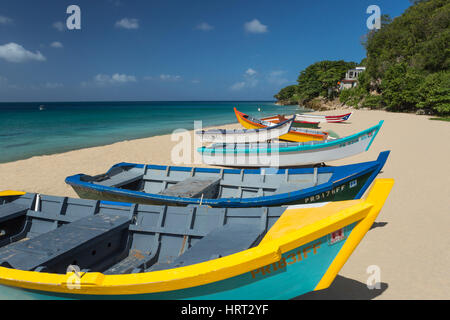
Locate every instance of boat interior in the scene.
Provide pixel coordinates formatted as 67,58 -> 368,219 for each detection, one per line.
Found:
79,164 -> 333,199
0,193 -> 285,275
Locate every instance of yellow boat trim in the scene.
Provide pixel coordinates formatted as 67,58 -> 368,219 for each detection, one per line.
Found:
314,178 -> 394,291
0,190 -> 26,197
0,179 -> 394,295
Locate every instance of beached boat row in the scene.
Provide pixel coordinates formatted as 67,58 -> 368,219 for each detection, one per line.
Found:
0,106 -> 393,300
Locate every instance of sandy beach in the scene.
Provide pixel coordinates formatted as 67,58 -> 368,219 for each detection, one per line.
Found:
0,109 -> 449,300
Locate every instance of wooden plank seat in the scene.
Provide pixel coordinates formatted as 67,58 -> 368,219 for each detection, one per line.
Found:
96,170 -> 144,188
149,223 -> 263,272
158,177 -> 220,199
0,203 -> 29,223
0,213 -> 131,272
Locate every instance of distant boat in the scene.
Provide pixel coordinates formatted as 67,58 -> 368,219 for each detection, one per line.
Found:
39,105 -> 45,111
262,114 -> 320,129
296,112 -> 353,123
196,116 -> 295,143
234,108 -> 328,142
0,178 -> 394,299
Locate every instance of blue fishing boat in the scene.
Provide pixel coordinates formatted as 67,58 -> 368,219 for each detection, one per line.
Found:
0,179 -> 394,299
64,151 -> 390,207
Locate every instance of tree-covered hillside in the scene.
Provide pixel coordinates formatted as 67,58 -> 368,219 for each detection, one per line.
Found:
275,0 -> 450,115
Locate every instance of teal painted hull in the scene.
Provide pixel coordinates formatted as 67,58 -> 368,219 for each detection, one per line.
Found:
0,223 -> 355,300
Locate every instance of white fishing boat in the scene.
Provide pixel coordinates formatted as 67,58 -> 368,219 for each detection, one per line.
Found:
198,121 -> 383,167
196,116 -> 294,143
295,112 -> 353,123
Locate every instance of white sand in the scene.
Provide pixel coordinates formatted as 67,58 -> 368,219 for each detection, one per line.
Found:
0,109 -> 449,299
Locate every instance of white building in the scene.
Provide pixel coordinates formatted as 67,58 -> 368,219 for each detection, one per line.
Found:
339,67 -> 366,90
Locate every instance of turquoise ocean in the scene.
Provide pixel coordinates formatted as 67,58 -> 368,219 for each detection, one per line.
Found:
0,101 -> 303,163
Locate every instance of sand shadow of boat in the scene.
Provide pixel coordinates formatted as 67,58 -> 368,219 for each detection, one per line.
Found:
293,275 -> 388,300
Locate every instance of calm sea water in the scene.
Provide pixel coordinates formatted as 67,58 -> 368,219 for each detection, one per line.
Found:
0,101 -> 303,163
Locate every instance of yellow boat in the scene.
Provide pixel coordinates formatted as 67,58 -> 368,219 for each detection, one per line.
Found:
0,179 -> 393,299
234,107 -> 329,142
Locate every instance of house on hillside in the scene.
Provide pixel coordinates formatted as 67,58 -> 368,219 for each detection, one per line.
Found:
339,67 -> 366,90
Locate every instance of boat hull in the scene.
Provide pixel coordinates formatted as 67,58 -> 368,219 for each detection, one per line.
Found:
200,121 -> 382,167
0,179 -> 394,300
296,112 -> 353,124
196,116 -> 294,143
0,223 -> 355,300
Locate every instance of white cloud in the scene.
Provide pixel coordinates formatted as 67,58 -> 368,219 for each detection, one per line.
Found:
43,82 -> 63,89
230,81 -> 246,91
50,41 -> 63,48
195,22 -> 214,31
0,43 -> 46,63
245,68 -> 257,76
160,74 -> 182,81
230,68 -> 259,91
52,21 -> 65,32
0,15 -> 13,25
115,18 -> 139,29
244,19 -> 268,34
83,73 -> 137,87
267,70 -> 289,86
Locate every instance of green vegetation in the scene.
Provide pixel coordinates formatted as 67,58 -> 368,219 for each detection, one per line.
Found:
429,117 -> 450,122
275,0 -> 450,116
296,60 -> 357,101
274,61 -> 356,105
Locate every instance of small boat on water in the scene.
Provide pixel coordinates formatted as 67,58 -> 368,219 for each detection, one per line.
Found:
38,105 -> 45,111
199,121 -> 383,167
0,179 -> 394,299
235,108 -> 328,142
196,116 -> 295,143
262,114 -> 320,129
296,112 -> 353,123
65,151 -> 389,207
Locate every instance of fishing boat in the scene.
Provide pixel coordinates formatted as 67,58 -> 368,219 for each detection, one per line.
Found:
262,114 -> 320,129
199,121 -> 383,167
0,179 -> 393,299
195,116 -> 295,143
235,108 -> 328,142
65,151 -> 389,207
295,112 -> 353,123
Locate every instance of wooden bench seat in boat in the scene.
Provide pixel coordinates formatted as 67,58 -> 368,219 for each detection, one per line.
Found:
0,213 -> 131,272
0,203 -> 29,223
95,171 -> 144,188
149,223 -> 263,271
158,177 -> 220,199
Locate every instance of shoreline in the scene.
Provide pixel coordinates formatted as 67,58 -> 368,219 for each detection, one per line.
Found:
0,109 -> 449,299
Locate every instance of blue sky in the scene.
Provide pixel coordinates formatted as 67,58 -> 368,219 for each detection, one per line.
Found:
0,0 -> 413,102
